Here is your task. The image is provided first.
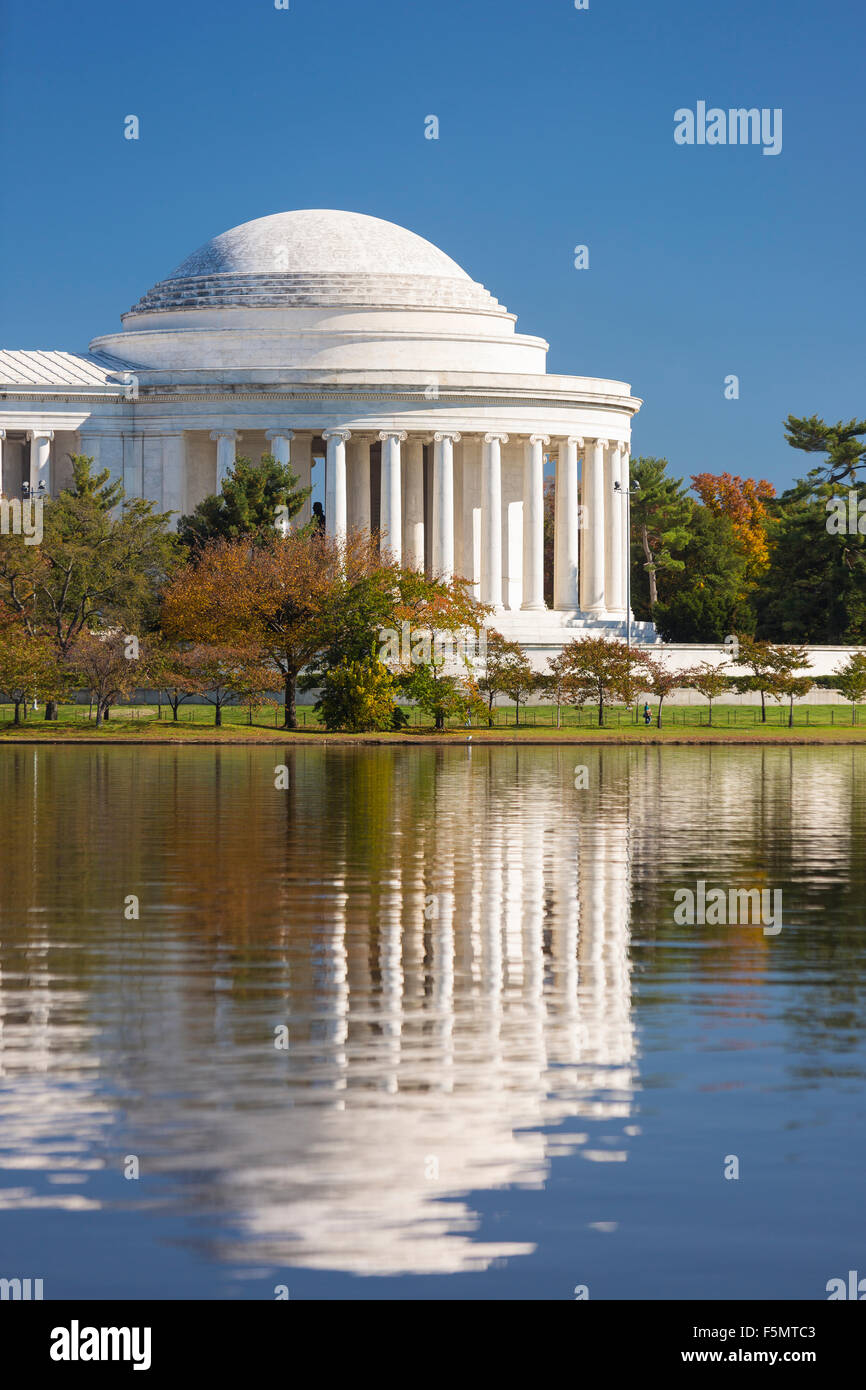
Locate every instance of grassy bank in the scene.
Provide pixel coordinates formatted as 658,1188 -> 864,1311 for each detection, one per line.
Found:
1,703 -> 866,744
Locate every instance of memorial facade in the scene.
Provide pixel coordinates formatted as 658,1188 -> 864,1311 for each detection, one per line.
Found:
0,209 -> 657,645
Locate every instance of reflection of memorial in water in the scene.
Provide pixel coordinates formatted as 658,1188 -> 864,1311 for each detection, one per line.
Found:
210,748 -> 638,1275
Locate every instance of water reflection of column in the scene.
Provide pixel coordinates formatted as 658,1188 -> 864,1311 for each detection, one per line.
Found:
503,818 -> 524,992
549,754 -> 581,1066
432,820 -> 455,1092
323,873 -> 350,1102
577,803 -> 633,1123
402,821 -> 428,1013
379,872 -> 403,1095
481,813 -> 505,1088
522,801 -> 547,1085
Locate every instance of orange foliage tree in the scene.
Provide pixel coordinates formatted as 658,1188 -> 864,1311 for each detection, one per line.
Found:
690,472 -> 776,575
160,531 -> 391,729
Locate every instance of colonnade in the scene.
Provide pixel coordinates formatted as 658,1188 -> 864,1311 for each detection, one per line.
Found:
213,426 -> 631,616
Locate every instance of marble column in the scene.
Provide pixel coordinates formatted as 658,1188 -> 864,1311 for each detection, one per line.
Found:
580,437 -> 608,614
522,434 -> 548,611
347,437 -> 371,533
323,429 -> 351,542
432,431 -> 460,580
210,429 -> 239,488
264,430 -> 293,536
162,435 -> 185,519
461,436 -> 482,600
554,435 -> 581,609
403,437 -> 425,570
26,429 -> 54,497
605,442 -> 626,616
481,433 -> 507,608
292,433 -> 313,526
265,428 -> 293,469
379,430 -> 406,562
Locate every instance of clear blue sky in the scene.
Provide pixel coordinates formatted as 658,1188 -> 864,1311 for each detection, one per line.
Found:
1,0 -> 862,494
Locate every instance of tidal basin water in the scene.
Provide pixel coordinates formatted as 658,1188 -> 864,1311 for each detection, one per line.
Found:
1,744 -> 865,1300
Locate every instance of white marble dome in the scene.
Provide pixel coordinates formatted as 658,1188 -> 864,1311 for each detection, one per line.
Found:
127,209 -> 502,315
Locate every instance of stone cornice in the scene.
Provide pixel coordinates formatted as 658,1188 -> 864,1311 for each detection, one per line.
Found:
0,388 -> 639,412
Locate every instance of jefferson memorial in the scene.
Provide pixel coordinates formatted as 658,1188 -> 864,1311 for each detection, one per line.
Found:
0,209 -> 654,646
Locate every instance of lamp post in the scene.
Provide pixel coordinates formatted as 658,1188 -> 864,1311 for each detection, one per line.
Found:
614,478 -> 641,649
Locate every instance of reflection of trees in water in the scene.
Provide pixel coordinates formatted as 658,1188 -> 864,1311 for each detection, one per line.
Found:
627,746 -> 866,1057
0,744 -> 638,1274
1,745 -> 864,1273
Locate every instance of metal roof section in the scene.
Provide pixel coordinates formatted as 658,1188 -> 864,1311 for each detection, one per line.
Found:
0,350 -> 134,394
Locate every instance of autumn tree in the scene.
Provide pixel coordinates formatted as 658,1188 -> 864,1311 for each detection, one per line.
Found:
832,652 -> 866,724
730,636 -> 811,723
145,638 -> 203,721
544,653 -> 572,729
479,630 -> 525,726
643,659 -> 686,729
0,456 -> 177,719
691,471 -> 776,577
557,637 -> 648,728
162,532 -> 341,728
177,644 -> 273,727
772,671 -> 815,728
67,631 -> 148,728
687,661 -> 733,726
0,619 -> 64,724
388,568 -> 489,730
499,646 -> 538,726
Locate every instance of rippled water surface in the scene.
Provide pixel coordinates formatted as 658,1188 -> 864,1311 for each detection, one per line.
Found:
1,744 -> 865,1299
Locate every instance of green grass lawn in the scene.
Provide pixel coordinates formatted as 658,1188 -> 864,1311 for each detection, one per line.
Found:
1,700 -> 865,741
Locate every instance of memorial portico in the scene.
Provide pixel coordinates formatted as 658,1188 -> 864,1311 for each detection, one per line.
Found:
0,208 -> 656,647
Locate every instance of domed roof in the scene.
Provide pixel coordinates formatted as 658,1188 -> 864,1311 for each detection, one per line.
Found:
126,209 -> 505,316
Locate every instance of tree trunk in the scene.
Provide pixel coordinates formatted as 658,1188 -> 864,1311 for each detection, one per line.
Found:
13,701 -> 21,725
215,704 -> 222,727
708,698 -> 713,727
598,694 -> 604,728
104,705 -> 110,721
283,671 -> 297,730
789,696 -> 795,728
853,702 -> 857,725
641,526 -> 657,608
95,704 -> 103,728
172,702 -> 179,722
556,703 -> 561,729
45,699 -> 58,721
657,698 -> 663,728
760,688 -> 767,723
